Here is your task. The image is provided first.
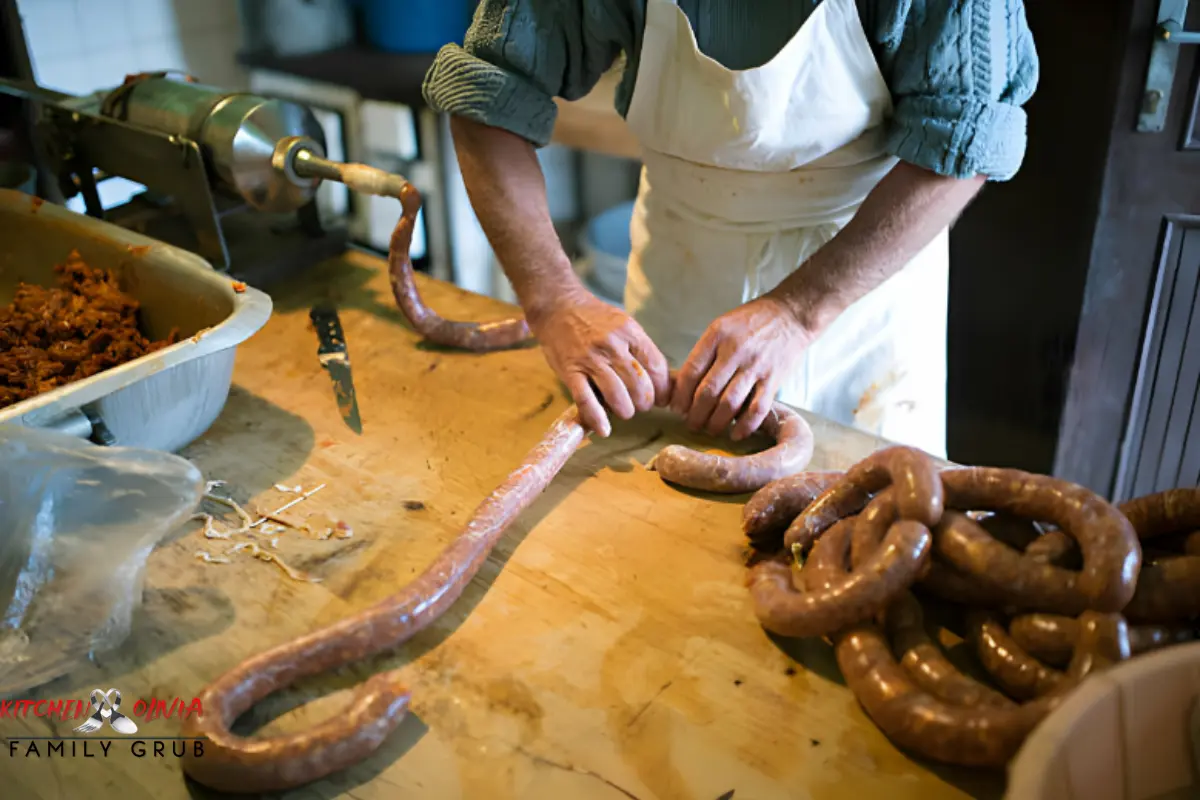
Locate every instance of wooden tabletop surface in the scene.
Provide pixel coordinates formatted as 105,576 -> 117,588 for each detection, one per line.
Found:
2,251 -> 1002,800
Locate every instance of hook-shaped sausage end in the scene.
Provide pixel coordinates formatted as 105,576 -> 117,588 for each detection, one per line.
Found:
180,671 -> 412,794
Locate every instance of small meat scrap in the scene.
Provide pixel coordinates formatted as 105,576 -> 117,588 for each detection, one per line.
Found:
0,248 -> 179,410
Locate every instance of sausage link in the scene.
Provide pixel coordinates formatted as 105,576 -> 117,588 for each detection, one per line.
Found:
886,593 -> 1014,709
967,612 -> 1063,700
652,403 -> 815,494
385,179 -> 532,352
917,559 -> 1014,608
1008,614 -> 1076,667
851,489 -> 895,570
1066,611 -> 1132,676
796,516 -> 855,593
836,609 -> 1127,767
742,471 -> 844,550
1010,612 -> 1195,665
835,623 -> 1059,767
936,469 -> 1141,613
1023,530 -> 1079,567
932,512 -> 1092,614
1118,488 -> 1200,541
1123,556 -> 1200,623
748,513 -> 931,638
783,446 -> 943,552
1114,489 -> 1200,623
1185,531 -> 1200,556
180,407 -> 587,793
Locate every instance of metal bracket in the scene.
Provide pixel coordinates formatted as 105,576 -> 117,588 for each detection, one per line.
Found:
1138,0 -> 1200,132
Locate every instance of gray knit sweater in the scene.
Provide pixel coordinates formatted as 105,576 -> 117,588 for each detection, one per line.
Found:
423,0 -> 1039,180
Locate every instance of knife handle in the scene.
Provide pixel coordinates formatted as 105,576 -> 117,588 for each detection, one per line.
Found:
310,305 -> 347,356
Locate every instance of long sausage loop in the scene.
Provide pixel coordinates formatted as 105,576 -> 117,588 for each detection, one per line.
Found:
181,407 -> 587,793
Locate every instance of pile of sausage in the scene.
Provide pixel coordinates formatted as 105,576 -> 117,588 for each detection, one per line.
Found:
742,447 -> 1200,767
180,169 -> 820,794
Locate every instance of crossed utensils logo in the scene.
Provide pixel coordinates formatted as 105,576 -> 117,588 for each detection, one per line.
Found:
73,688 -> 139,735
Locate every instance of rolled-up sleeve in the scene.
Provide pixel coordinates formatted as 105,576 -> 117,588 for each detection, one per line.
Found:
877,0 -> 1039,181
422,0 -> 623,147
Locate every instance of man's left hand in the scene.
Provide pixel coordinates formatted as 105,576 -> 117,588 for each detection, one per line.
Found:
670,296 -> 813,441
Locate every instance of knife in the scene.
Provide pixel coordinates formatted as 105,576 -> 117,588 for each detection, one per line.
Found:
309,302 -> 363,434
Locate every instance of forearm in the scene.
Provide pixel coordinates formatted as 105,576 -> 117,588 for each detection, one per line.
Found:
768,161 -> 985,337
449,116 -> 584,324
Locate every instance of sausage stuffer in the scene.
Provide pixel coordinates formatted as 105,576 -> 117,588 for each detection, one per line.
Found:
0,72 -> 406,284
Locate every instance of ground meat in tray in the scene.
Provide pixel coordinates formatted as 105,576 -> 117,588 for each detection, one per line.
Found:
0,249 -> 180,411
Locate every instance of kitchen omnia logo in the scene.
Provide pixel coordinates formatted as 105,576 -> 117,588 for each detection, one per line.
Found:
74,689 -> 140,734
4,687 -> 207,759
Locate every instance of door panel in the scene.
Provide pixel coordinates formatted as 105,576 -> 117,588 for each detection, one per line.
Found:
1185,76 -> 1200,149
1055,0 -> 1200,498
1117,219 -> 1200,500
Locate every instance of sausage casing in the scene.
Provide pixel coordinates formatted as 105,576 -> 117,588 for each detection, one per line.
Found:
652,403 -> 815,494
742,471 -> 844,550
784,446 -> 943,553
887,593 -> 1014,709
387,181 -> 532,352
967,611 -> 1063,700
181,408 -> 587,793
936,469 -> 1141,614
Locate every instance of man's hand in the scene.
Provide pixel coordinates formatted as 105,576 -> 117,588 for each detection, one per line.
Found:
671,296 -> 813,442
529,290 -> 671,437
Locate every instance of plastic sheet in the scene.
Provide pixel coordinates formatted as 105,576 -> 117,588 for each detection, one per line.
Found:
0,424 -> 204,696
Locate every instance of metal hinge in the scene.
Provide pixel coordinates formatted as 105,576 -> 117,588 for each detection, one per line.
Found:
1138,0 -> 1200,132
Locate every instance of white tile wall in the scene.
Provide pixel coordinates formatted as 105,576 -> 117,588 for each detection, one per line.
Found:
17,0 -> 246,211
18,0 -> 246,95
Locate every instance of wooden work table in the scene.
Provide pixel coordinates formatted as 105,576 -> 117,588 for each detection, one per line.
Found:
4,252 -> 1001,799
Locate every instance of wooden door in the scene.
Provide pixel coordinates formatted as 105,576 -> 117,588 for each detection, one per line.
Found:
1055,0 -> 1200,500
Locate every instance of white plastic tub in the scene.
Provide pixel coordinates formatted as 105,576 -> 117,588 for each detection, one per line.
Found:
1006,641 -> 1200,799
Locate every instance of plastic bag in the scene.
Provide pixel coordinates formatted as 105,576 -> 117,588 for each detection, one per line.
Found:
0,424 -> 204,696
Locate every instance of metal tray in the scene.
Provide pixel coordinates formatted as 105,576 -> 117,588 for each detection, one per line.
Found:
0,188 -> 272,452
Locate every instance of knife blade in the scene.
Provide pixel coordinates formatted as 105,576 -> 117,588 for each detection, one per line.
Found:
309,302 -> 362,434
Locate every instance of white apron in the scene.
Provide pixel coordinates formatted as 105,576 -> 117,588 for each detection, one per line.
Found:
622,0 -> 950,457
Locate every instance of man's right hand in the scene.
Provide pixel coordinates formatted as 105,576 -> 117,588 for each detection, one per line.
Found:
528,289 -> 670,437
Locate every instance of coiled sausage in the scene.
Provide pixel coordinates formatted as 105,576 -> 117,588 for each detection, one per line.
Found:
783,446 -> 943,553
836,610 -> 1128,767
1008,612 -> 1194,667
887,593 -> 1014,709
1120,488 -> 1200,623
967,611 -> 1064,700
748,515 -> 931,639
933,469 -> 1141,614
742,471 -> 844,549
651,403 -> 815,494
